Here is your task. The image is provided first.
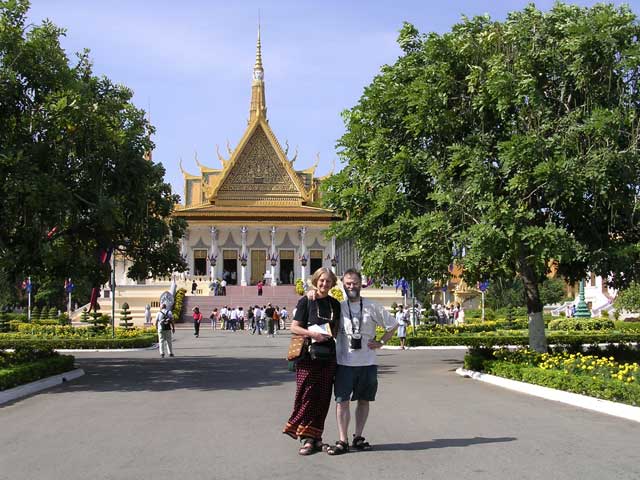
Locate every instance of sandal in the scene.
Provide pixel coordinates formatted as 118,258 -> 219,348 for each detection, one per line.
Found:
352,435 -> 372,451
298,438 -> 320,456
326,440 -> 349,456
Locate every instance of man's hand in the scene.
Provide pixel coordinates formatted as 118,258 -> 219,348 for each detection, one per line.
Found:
367,339 -> 383,350
306,289 -> 317,301
311,332 -> 331,343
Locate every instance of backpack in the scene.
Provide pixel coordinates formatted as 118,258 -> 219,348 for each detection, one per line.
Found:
159,311 -> 172,331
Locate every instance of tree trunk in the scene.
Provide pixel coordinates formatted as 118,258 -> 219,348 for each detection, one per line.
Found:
518,252 -> 548,353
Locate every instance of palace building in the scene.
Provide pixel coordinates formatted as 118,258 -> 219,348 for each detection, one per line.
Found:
101,27 -> 382,324
172,27 -> 341,287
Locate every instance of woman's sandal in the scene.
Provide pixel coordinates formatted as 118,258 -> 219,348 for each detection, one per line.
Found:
352,435 -> 372,451
298,439 -> 322,456
326,440 -> 349,456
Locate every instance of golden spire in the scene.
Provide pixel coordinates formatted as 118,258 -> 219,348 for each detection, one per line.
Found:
249,19 -> 267,122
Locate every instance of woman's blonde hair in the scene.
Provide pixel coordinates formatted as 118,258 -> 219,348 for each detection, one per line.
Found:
310,267 -> 337,289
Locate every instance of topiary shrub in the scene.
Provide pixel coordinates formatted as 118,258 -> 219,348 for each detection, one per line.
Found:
119,303 -> 133,329
295,279 -> 305,296
48,307 -> 58,321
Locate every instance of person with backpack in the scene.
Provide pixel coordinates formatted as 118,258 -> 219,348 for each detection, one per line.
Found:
155,304 -> 175,358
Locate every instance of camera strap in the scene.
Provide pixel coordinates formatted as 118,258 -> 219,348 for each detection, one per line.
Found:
346,298 -> 363,335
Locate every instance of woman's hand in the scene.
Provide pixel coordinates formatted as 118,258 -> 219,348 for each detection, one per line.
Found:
310,332 -> 332,343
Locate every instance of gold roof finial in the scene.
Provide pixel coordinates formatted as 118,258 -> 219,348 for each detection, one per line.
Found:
255,14 -> 263,72
249,15 -> 267,122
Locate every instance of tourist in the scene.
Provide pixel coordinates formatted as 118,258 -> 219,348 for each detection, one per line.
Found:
455,306 -> 465,325
192,306 -> 202,337
280,306 -> 288,329
283,267 -> 340,455
247,306 -> 255,333
325,268 -> 397,455
257,280 -> 264,296
395,305 -> 407,350
230,306 -> 238,331
238,306 -> 245,330
220,305 -> 229,329
220,278 -> 227,296
191,280 -> 198,295
210,307 -> 219,330
155,304 -> 175,358
252,305 -> 262,335
265,303 -> 276,337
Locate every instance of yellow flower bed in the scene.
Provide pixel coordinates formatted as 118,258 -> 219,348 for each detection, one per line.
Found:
539,352 -> 639,384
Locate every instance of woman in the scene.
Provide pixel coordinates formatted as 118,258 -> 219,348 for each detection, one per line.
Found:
396,305 -> 407,350
283,267 -> 340,455
209,307 -> 219,330
192,306 -> 202,338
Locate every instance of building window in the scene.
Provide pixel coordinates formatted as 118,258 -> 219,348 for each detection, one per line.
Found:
310,249 -> 323,274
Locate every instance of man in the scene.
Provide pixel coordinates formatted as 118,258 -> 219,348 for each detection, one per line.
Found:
252,305 -> 263,335
326,268 -> 397,455
280,306 -> 288,329
264,303 -> 276,337
155,304 -> 175,358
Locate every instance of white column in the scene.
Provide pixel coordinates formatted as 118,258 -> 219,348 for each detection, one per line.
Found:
240,226 -> 248,286
330,235 -> 337,274
299,226 -> 307,281
180,232 -> 189,281
270,226 -> 277,286
210,226 -> 218,282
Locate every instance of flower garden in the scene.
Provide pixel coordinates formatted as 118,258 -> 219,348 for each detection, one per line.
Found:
382,309 -> 640,406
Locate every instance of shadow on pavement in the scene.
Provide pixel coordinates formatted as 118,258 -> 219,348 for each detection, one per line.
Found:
63,356 -> 294,393
374,436 -> 517,451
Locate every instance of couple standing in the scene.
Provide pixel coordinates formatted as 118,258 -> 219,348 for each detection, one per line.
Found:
283,267 -> 398,455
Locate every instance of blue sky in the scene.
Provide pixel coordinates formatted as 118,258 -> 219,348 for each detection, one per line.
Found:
28,0 -> 640,200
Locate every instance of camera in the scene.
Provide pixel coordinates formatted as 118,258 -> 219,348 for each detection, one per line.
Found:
350,334 -> 362,350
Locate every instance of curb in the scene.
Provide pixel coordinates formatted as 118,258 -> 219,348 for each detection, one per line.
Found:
456,367 -> 640,424
0,368 -> 85,405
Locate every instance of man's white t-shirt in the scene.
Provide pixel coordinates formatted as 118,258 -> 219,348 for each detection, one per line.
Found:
336,297 -> 397,367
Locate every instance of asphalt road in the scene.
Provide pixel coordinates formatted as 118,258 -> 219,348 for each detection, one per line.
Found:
1,328 -> 638,480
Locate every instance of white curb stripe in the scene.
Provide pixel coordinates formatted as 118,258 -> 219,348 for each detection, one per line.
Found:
0,369 -> 85,405
456,367 -> 640,423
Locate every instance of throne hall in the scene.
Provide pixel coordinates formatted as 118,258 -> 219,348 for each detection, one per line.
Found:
173,28 -> 340,286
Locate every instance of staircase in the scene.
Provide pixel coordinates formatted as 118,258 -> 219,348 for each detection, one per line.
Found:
179,285 -> 302,324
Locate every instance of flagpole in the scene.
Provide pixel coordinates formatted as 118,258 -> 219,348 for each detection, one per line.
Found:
67,278 -> 72,320
27,276 -> 31,322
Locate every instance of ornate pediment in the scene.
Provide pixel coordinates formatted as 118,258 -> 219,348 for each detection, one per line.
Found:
208,120 -> 309,206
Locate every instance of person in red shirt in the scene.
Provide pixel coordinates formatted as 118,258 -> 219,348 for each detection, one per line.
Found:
192,306 -> 203,338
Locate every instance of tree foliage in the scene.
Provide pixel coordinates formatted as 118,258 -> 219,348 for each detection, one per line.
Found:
614,282 -> 640,313
324,4 -> 640,351
0,1 -> 186,307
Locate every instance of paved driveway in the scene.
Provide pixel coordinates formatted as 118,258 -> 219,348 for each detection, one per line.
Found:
1,329 -> 638,480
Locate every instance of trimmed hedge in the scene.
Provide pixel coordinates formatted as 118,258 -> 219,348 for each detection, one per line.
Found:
402,332 -> 640,348
548,318 -> 615,331
0,336 -> 156,350
0,354 -> 75,391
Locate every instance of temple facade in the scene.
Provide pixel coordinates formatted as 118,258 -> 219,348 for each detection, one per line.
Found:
169,27 -> 340,287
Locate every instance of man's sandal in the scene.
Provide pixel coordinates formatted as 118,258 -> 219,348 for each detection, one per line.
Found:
326,440 -> 349,455
352,436 -> 372,451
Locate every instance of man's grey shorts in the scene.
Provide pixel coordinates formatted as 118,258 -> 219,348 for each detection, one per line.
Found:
334,365 -> 378,402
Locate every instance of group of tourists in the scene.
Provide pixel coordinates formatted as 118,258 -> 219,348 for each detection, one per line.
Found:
283,267 -> 398,456
200,304 -> 289,336
434,303 -> 465,325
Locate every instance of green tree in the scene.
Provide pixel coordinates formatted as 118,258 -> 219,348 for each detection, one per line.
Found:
324,4 -> 640,352
614,282 -> 640,313
119,302 -> 133,329
0,0 -> 186,307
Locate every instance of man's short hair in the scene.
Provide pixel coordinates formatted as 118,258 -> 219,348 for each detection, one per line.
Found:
342,268 -> 362,282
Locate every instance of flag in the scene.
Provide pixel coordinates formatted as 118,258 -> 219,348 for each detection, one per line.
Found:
64,278 -> 74,293
23,278 -> 32,293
